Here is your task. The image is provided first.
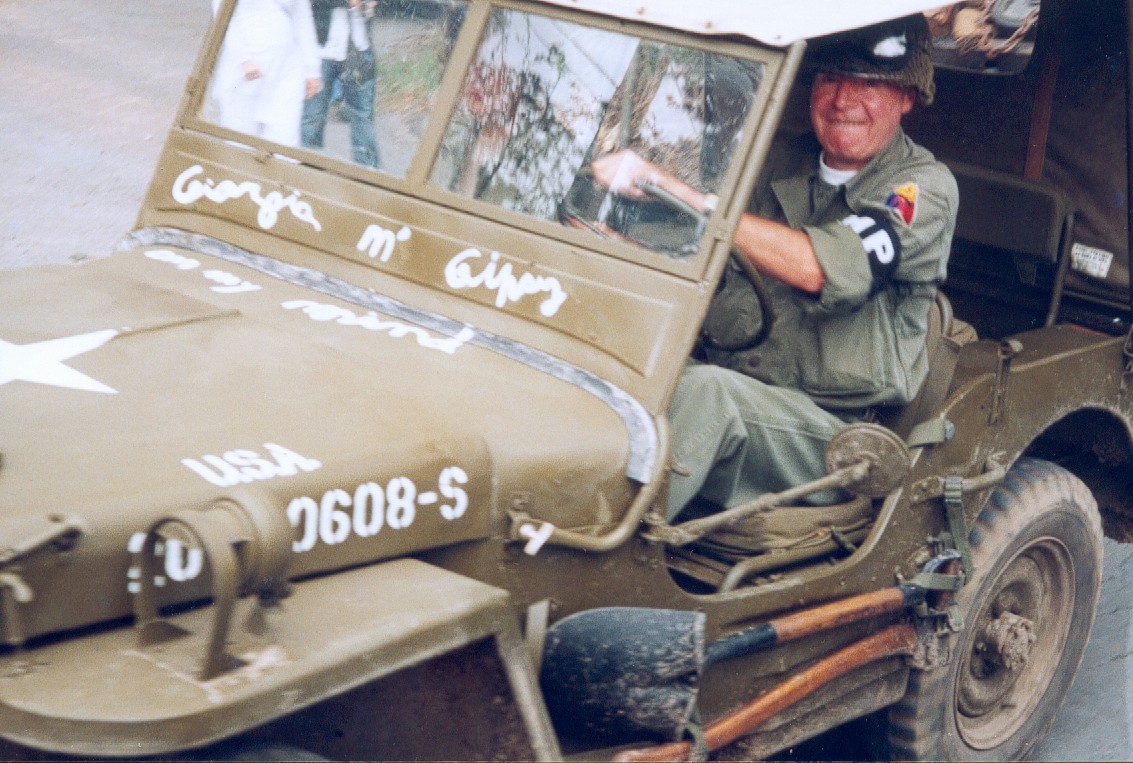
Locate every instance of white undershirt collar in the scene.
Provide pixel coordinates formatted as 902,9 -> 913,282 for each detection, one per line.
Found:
818,153 -> 858,187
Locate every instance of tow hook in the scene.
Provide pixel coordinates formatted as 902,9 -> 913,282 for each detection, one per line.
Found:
130,490 -> 293,679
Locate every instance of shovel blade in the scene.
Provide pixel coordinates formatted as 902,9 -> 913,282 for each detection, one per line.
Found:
540,607 -> 706,743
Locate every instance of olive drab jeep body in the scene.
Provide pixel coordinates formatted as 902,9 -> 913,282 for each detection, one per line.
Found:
2,0 -> 1132,759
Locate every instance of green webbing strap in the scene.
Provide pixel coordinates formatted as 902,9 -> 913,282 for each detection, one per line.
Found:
909,571 -> 965,592
685,707 -> 709,762
905,418 -> 955,448
944,475 -> 974,578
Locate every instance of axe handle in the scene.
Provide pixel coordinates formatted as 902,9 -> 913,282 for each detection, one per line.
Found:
706,585 -> 915,664
614,622 -> 919,762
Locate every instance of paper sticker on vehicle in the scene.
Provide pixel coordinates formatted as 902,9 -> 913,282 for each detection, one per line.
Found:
1071,243 -> 1114,279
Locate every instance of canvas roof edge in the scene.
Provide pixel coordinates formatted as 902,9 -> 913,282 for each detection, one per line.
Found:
529,1 -> 960,46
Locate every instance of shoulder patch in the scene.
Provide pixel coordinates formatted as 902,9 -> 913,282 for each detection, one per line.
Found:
885,182 -> 918,226
840,212 -> 901,288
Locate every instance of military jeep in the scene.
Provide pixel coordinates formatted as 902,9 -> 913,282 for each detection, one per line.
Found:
2,0 -> 1131,759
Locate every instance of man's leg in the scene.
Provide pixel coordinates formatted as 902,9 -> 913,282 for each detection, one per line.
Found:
302,58 -> 339,149
667,363 -> 847,520
343,50 -> 381,168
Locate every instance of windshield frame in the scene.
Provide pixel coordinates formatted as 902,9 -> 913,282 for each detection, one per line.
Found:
185,0 -> 787,282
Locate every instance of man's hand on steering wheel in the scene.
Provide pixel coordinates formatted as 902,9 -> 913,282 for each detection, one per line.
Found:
589,150 -> 658,202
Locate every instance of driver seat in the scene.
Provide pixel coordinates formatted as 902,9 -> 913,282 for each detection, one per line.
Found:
876,290 -> 974,441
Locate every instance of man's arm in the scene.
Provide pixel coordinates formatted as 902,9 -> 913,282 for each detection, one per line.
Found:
590,150 -> 825,294
732,215 -> 825,294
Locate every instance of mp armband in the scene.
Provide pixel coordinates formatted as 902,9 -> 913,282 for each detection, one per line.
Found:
840,212 -> 901,285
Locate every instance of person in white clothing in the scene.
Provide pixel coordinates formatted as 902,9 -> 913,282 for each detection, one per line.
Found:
208,0 -> 323,147
302,0 -> 381,168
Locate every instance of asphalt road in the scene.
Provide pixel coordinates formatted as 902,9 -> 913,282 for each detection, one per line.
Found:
1,1 -> 1131,759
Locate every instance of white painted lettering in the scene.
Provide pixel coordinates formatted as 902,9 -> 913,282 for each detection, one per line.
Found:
203,269 -> 261,294
281,299 -> 474,354
172,164 -> 322,232
280,468 -> 472,554
144,249 -> 200,270
386,477 -> 416,529
444,248 -> 568,317
181,454 -> 247,487
357,224 -> 412,263
519,522 -> 555,556
264,442 -> 323,476
144,250 -> 261,294
319,489 -> 353,546
439,466 -> 469,521
353,482 -> 385,537
164,538 -> 204,582
223,449 -> 281,481
182,443 -> 322,487
288,496 -> 319,553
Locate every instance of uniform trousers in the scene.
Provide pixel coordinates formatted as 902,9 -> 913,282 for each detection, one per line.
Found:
666,362 -> 859,520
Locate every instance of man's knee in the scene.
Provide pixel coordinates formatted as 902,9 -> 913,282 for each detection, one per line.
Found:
673,363 -> 743,413
669,364 -> 752,466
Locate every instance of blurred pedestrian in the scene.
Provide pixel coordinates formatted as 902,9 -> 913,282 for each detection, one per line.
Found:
209,0 -> 323,147
302,0 -> 381,168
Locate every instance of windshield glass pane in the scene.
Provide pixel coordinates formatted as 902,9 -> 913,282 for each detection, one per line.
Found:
202,0 -> 468,178
429,8 -> 764,258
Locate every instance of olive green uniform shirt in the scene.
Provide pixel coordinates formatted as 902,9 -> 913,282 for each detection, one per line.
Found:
668,130 -> 957,518
705,129 -> 958,411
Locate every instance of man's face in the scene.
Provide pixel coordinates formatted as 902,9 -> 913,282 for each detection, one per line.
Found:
810,72 -> 915,171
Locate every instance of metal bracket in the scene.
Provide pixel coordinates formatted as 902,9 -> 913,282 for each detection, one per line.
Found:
130,492 -> 294,679
989,339 -> 1023,424
911,455 -> 1007,582
905,550 -> 966,650
943,476 -> 975,579
0,572 -> 34,648
0,514 -> 85,568
1122,323 -> 1133,392
0,515 -> 85,649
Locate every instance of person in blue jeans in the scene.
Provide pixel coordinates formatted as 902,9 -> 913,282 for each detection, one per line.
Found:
303,0 -> 381,168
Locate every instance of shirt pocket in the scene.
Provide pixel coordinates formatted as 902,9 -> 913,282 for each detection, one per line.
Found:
798,308 -> 896,404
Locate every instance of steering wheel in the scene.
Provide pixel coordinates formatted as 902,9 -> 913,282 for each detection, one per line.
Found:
700,248 -> 776,352
562,172 -> 776,349
559,205 -> 621,240
560,175 -> 703,255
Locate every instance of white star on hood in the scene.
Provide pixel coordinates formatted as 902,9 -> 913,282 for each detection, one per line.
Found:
0,329 -> 119,394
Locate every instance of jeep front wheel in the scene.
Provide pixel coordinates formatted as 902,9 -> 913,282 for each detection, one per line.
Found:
887,457 -> 1103,760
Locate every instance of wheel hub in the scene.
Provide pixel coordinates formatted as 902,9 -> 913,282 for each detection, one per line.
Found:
977,611 -> 1036,672
955,537 -> 1076,750
958,608 -> 1036,718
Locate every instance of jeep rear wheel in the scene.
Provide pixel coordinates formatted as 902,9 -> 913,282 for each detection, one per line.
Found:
887,458 -> 1103,760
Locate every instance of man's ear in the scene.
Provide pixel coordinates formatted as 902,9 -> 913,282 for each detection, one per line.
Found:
900,88 -> 916,115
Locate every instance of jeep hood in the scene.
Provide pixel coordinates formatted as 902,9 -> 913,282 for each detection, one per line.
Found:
0,244 -> 647,641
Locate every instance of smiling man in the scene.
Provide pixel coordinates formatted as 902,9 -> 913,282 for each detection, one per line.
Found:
592,14 -> 958,519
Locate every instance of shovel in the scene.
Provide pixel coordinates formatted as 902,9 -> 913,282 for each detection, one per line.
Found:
539,585 -> 923,744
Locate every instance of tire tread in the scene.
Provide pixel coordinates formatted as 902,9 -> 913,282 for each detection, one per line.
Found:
886,457 -> 1103,761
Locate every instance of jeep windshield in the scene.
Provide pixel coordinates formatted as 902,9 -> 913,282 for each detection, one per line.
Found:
200,0 -> 766,261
